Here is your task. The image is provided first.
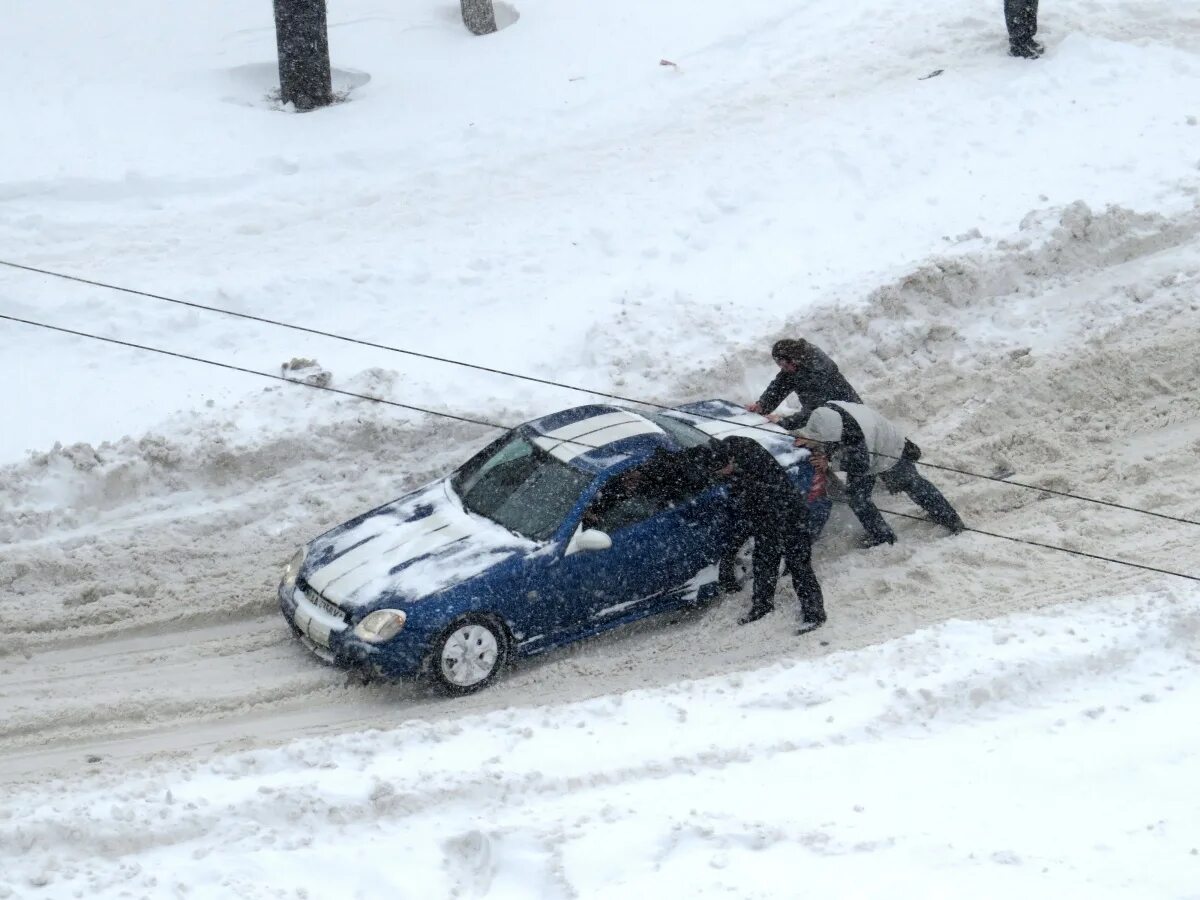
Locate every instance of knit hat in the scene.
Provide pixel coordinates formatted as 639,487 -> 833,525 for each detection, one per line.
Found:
792,407 -> 843,443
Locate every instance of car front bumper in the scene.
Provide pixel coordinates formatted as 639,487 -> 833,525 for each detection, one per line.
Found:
278,583 -> 425,679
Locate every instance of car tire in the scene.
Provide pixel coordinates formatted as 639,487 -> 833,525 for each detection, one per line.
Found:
428,614 -> 509,695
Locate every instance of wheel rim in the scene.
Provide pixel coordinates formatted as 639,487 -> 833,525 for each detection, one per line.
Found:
440,623 -> 500,687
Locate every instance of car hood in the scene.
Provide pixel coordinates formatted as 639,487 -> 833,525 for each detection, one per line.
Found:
303,478 -> 538,611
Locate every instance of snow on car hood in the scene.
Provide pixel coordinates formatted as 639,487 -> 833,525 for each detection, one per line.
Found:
304,478 -> 537,610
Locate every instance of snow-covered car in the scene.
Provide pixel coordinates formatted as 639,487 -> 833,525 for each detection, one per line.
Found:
278,400 -> 830,694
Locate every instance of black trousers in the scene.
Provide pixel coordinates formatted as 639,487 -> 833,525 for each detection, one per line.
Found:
880,459 -> 964,530
846,458 -> 964,541
1005,0 -> 1039,43
845,472 -> 896,544
720,512 -> 825,622
752,524 -> 825,623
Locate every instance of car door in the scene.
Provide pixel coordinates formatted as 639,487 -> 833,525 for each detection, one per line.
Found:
537,457 -> 731,635
590,486 -> 729,621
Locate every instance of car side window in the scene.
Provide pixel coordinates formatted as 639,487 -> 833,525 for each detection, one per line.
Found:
583,469 -> 659,533
582,451 -> 716,533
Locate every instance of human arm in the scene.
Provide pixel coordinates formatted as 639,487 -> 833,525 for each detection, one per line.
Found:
776,410 -> 808,430
751,372 -> 791,416
839,435 -> 870,477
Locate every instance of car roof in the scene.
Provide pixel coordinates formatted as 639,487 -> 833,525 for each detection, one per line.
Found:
523,404 -> 689,475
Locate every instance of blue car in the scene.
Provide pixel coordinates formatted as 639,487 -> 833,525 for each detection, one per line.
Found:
279,399 -> 830,694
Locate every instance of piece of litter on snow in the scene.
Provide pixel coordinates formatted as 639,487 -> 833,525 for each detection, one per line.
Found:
280,357 -> 332,388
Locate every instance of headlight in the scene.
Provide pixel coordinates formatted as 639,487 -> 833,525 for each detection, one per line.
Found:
354,609 -> 408,643
281,548 -> 305,591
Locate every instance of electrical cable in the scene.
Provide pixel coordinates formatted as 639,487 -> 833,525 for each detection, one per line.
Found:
869,503 -> 1199,584
5,257 -> 1197,528
888,458 -> 1200,528
2,309 -> 1196,586
0,312 -> 504,431
0,312 -> 653,459
0,258 -> 656,407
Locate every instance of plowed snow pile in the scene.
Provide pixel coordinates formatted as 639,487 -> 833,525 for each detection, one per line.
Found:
1,0 -> 1199,895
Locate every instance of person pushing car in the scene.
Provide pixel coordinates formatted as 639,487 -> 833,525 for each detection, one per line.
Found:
792,401 -> 966,548
706,436 -> 827,633
747,338 -> 862,429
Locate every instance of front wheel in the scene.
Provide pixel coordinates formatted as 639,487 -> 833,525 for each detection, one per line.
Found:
429,615 -> 509,695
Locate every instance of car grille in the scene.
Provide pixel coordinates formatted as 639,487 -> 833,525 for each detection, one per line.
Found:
298,579 -> 349,624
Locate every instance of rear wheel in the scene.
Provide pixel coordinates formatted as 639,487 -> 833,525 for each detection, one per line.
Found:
429,615 -> 509,695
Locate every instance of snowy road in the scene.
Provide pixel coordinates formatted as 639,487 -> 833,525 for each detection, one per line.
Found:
4,203 -> 1197,785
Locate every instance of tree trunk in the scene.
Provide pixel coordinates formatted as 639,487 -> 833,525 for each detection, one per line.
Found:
273,0 -> 334,111
461,0 -> 497,36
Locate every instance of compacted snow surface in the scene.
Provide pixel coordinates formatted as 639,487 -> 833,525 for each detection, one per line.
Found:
2,0 -> 1199,896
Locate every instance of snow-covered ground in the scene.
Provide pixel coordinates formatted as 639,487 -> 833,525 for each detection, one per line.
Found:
7,593 -> 1200,898
2,0 -> 1199,896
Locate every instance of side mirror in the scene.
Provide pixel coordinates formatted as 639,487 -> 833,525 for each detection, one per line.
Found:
566,528 -> 613,556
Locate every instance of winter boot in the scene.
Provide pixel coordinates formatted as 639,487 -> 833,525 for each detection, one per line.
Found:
738,602 -> 775,625
859,533 -> 896,550
1009,39 -> 1041,58
796,603 -> 826,635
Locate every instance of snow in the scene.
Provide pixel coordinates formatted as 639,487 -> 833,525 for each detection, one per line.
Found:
304,479 -> 537,609
2,0 -> 1200,896
4,593 -> 1199,897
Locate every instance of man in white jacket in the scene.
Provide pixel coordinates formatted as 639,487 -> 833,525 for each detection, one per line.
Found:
793,402 -> 965,548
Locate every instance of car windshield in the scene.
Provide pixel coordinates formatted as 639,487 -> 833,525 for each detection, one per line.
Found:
451,432 -> 592,541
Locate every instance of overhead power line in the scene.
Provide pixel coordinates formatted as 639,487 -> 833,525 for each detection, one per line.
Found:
873,505 -> 1199,584
0,312 -> 634,459
1,310 -> 1196,587
2,258 -> 1199,529
893,459 -> 1200,528
0,258 -> 647,406
0,312 -> 503,431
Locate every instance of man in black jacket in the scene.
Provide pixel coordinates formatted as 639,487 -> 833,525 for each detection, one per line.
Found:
1005,0 -> 1042,58
747,338 -> 862,430
709,437 -> 826,633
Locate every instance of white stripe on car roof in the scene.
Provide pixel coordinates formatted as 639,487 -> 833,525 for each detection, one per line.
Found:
540,410 -> 642,440
533,410 -> 664,462
537,420 -> 664,463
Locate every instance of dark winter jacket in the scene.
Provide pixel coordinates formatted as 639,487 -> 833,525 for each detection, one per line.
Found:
718,436 -> 807,537
757,341 -> 862,429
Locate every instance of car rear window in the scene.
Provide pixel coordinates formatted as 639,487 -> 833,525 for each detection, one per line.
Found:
642,412 -> 714,449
